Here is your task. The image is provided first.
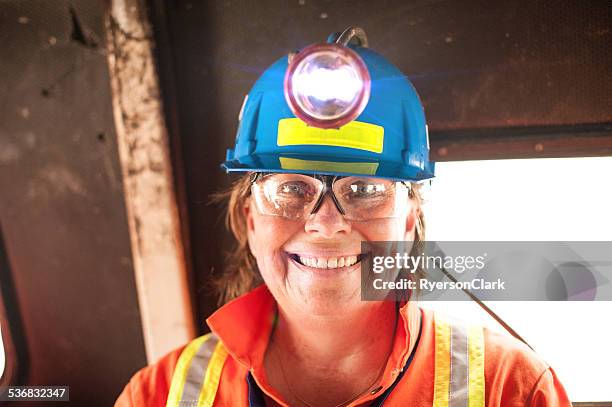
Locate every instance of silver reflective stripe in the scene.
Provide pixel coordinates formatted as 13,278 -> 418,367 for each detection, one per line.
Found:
179,334 -> 220,405
449,323 -> 469,407
433,315 -> 485,407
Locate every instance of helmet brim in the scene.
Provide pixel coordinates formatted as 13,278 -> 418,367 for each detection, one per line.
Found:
221,152 -> 434,183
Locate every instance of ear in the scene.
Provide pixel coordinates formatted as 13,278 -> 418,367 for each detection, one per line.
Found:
244,197 -> 257,254
244,197 -> 256,231
404,206 -> 418,241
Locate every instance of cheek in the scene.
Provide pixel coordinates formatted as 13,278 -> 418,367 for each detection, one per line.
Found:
249,215 -> 301,270
353,217 -> 409,241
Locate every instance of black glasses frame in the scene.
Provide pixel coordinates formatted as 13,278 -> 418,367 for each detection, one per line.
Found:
249,172 -> 413,218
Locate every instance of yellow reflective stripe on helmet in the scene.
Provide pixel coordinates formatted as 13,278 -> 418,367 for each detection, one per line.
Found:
279,157 -> 378,175
467,325 -> 485,407
433,316 -> 451,407
166,335 -> 210,407
277,118 -> 384,153
198,340 -> 229,407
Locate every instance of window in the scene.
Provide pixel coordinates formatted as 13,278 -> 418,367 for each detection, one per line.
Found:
0,296 -> 20,386
0,225 -> 21,386
0,324 -> 5,379
420,157 -> 612,403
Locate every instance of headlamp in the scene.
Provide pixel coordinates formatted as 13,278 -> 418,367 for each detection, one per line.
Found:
284,43 -> 371,129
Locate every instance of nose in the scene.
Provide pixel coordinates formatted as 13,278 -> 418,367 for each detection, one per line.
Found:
304,194 -> 351,237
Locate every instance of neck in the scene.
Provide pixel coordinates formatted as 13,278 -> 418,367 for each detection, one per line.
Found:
265,300 -> 398,406
273,301 -> 397,366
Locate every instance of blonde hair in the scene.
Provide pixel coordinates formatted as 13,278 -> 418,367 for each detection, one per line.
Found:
213,173 -> 426,304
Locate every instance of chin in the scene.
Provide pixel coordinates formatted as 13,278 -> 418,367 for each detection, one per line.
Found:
293,283 -> 362,316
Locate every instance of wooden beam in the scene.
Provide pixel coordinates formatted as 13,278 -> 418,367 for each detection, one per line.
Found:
105,0 -> 195,363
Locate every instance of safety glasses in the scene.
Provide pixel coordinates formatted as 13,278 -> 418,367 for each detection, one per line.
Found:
250,172 -> 412,221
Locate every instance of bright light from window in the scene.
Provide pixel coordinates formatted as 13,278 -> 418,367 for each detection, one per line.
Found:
420,156 -> 612,402
0,324 -> 4,380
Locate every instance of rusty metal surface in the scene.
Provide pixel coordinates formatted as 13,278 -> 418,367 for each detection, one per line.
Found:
148,0 -> 612,323
152,0 -> 612,131
0,1 -> 147,405
430,124 -> 612,161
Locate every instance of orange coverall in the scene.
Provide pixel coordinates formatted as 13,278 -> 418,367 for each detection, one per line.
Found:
115,285 -> 572,406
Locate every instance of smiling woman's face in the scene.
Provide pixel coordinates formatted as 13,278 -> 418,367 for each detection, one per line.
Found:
245,184 -> 418,316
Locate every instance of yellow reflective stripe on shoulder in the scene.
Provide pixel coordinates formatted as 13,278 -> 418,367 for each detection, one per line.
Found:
433,315 -> 451,407
166,333 -> 228,407
166,334 -> 211,407
467,325 -> 485,407
198,340 -> 229,407
433,315 -> 485,407
277,118 -> 384,153
279,156 -> 379,175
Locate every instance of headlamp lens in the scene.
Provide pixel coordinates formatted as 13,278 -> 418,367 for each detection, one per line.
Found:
285,44 -> 371,128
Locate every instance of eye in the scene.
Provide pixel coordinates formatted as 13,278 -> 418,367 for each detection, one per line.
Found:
347,182 -> 387,198
278,181 -> 313,198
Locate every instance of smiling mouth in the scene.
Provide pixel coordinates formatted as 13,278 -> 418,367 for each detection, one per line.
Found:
288,253 -> 366,269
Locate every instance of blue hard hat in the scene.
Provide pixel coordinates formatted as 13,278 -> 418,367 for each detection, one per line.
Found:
222,28 -> 435,182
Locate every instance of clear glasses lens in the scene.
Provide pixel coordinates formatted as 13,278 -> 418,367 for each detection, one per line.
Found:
252,174 -> 324,219
333,177 -> 408,220
252,174 -> 410,221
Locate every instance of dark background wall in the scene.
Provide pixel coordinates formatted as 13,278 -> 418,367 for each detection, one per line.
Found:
148,0 -> 611,330
0,1 -> 146,406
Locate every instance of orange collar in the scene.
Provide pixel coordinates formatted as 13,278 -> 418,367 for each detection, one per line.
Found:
207,285 -> 277,369
206,284 -> 421,402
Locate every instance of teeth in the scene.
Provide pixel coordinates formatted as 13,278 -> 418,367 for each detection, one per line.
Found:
296,255 -> 359,269
346,255 -> 357,266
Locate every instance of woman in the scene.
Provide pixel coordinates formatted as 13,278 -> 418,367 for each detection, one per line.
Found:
116,28 -> 571,406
